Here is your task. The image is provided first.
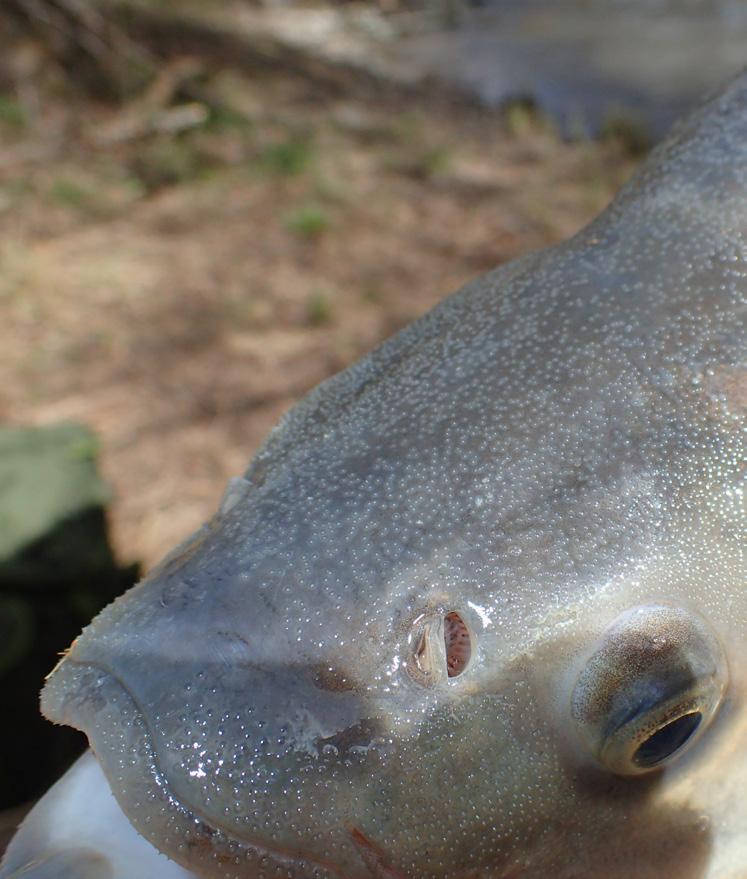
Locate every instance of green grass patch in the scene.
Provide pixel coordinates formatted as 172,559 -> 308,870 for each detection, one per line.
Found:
600,109 -> 651,157
386,136 -> 453,181
50,177 -> 96,209
503,97 -> 557,139
258,138 -> 314,177
131,138 -> 208,191
409,145 -> 452,179
361,285 -> 383,304
306,289 -> 333,326
206,103 -> 254,133
285,204 -> 330,239
0,95 -> 25,130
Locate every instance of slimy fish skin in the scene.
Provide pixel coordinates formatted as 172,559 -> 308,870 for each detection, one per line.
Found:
2,71 -> 745,879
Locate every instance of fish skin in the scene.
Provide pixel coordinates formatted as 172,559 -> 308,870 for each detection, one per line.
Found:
6,72 -> 747,879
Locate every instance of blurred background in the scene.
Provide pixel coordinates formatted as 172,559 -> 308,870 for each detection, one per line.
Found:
0,0 -> 745,843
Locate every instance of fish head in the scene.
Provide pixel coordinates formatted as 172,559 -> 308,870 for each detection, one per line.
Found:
39,442 -> 744,879
41,73 -> 746,879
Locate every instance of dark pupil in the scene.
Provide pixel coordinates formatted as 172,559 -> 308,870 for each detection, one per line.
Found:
633,712 -> 702,768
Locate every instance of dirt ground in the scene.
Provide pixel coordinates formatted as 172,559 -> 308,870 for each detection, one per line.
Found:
0,31 -> 639,573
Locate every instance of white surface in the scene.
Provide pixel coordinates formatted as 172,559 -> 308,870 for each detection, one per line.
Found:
0,751 -> 195,879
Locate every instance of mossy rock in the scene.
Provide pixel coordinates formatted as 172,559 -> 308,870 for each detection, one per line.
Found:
0,423 -> 116,590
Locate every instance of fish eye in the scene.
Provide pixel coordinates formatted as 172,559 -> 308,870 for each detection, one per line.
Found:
571,605 -> 727,776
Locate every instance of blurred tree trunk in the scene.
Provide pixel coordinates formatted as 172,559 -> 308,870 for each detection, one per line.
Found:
1,0 -> 445,117
3,0 -> 154,97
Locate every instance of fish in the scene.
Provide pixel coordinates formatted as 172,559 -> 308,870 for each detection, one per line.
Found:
1,70 -> 745,879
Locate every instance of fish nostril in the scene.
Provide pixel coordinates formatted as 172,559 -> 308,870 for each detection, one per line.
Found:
444,611 -> 471,677
406,609 -> 472,686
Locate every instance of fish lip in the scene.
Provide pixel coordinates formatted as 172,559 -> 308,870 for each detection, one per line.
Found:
41,658 -> 355,879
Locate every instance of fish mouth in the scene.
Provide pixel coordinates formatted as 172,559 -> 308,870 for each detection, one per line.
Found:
41,659 -> 357,879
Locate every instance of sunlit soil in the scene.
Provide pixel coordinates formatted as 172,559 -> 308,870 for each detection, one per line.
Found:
0,59 -> 637,570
